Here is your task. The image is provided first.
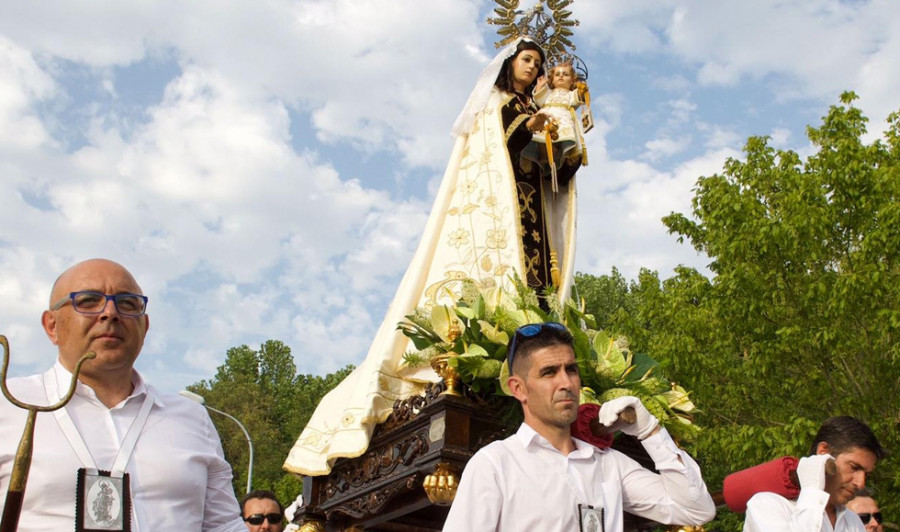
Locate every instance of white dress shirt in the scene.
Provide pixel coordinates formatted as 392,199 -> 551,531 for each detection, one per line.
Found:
744,491 -> 867,532
442,422 -> 715,532
0,363 -> 246,532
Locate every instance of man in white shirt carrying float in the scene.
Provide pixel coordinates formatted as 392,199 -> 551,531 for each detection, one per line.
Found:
0,258 -> 246,531
744,416 -> 885,532
442,322 -> 716,532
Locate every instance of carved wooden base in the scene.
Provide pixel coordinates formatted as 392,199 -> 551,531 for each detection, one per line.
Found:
293,382 -> 514,531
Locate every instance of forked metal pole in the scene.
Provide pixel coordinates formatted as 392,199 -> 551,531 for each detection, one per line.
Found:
0,335 -> 95,532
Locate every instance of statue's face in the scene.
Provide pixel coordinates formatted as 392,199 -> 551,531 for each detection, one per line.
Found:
551,65 -> 576,90
511,49 -> 542,91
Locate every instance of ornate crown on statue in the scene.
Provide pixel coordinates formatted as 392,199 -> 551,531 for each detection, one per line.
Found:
488,0 -> 589,80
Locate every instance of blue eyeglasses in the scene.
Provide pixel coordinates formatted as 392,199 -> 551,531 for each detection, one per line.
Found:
506,322 -> 568,369
50,291 -> 149,317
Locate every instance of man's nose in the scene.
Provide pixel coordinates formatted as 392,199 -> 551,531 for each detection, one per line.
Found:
556,372 -> 577,391
98,298 -> 121,319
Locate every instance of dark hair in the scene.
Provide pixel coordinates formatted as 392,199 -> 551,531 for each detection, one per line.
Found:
240,489 -> 283,515
809,416 -> 885,460
509,323 -> 574,376
494,39 -> 546,94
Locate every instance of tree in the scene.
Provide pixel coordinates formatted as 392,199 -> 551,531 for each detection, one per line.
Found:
575,267 -> 667,351
188,341 -> 353,505
577,94 -> 899,530
644,92 -> 900,529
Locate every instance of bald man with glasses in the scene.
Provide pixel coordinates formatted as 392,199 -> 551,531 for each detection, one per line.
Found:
0,258 -> 246,531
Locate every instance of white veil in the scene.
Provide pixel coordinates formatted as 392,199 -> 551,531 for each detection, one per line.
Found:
451,37 -> 539,137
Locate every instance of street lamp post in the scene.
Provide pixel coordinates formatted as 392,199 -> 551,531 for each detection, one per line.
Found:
179,390 -> 254,494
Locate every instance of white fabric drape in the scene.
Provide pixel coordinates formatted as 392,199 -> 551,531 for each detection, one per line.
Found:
284,47 -> 577,477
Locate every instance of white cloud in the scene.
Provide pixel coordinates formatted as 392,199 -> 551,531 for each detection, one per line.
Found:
642,136 -> 690,161
577,0 -> 898,128
576,145 -> 737,279
665,1 -> 889,100
576,0 -> 676,54
770,127 -> 792,148
0,36 -> 56,150
700,123 -> 742,150
0,0 -> 898,392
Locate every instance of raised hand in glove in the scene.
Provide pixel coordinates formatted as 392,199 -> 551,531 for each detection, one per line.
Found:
796,454 -> 836,492
597,395 -> 660,440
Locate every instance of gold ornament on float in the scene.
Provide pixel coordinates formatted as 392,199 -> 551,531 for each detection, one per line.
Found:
423,462 -> 460,505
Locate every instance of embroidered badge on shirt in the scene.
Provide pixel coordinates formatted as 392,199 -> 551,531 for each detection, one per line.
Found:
578,503 -> 605,532
76,468 -> 132,531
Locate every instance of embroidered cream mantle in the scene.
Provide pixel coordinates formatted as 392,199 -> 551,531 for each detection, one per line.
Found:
283,89 -> 577,476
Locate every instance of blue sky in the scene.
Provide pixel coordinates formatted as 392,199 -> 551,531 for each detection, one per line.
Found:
1,0 -> 898,391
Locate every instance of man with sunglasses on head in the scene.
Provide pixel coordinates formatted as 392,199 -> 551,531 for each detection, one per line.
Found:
0,258 -> 246,531
442,322 -> 716,532
241,490 -> 284,532
744,416 -> 885,532
847,489 -> 884,532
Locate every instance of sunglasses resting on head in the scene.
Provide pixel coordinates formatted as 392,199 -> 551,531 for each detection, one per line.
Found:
506,322 -> 568,368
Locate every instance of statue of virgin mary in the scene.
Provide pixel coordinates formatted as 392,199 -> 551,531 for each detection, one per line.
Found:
285,6 -> 584,476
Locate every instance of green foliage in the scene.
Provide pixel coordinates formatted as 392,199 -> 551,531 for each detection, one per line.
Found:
188,341 -> 353,505
590,93 -> 900,530
397,277 -> 699,438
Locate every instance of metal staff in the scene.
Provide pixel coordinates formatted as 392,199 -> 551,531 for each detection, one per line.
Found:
0,335 -> 95,532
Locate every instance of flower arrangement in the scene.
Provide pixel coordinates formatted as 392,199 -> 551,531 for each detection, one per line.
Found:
397,277 -> 700,441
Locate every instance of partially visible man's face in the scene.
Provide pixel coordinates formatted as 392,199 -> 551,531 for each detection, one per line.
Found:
819,444 -> 878,507
42,259 -> 149,380
847,496 -> 883,532
243,497 -> 284,532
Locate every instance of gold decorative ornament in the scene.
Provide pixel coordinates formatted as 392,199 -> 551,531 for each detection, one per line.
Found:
430,313 -> 464,397
488,0 -> 579,58
296,519 -> 325,532
667,526 -> 707,532
423,462 -> 460,505
430,353 -> 463,397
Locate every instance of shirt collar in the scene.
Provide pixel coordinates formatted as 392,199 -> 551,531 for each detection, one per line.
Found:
51,361 -> 164,408
516,422 -> 597,459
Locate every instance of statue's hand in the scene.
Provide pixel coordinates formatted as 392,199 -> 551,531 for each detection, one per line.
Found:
528,111 -> 552,132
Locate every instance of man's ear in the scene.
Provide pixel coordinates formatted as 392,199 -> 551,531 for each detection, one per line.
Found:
816,442 -> 831,456
508,375 -> 526,403
42,310 -> 60,345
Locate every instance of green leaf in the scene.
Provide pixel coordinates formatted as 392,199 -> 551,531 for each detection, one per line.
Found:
477,320 -> 510,346
591,331 -> 627,380
431,305 -> 465,343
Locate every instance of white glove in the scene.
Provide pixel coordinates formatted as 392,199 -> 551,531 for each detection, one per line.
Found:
796,454 -> 834,491
284,493 -> 304,522
597,395 -> 659,440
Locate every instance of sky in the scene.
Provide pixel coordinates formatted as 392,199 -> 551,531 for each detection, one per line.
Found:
1,0 -> 898,392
